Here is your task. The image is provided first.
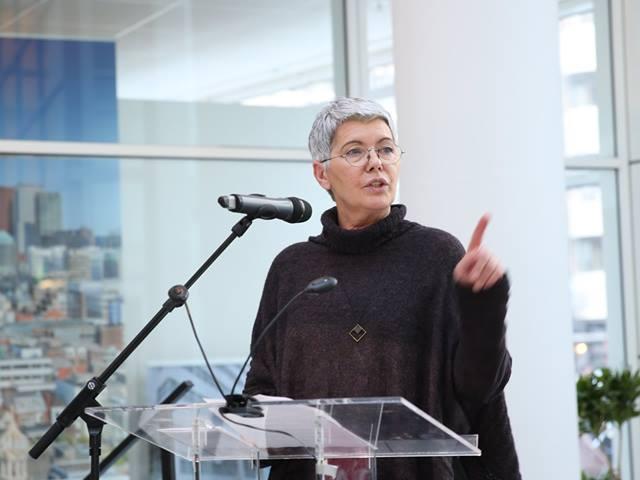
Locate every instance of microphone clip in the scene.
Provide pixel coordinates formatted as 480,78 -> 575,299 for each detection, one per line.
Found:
163,284 -> 189,311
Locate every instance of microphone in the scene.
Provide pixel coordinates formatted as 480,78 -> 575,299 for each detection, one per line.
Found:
222,276 -> 338,417
305,276 -> 338,294
218,194 -> 312,223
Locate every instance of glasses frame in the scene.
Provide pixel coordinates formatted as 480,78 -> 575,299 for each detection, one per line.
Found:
319,144 -> 405,166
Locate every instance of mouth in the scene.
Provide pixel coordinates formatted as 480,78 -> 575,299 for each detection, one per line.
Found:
364,178 -> 389,189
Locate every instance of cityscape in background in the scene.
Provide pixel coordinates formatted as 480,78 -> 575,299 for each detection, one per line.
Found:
0,179 -> 126,479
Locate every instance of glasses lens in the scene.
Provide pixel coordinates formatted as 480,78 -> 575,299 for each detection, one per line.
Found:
344,148 -> 366,165
378,145 -> 398,163
343,145 -> 402,165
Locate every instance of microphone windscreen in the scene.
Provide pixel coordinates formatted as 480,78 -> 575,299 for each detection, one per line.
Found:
305,276 -> 338,294
288,197 -> 312,223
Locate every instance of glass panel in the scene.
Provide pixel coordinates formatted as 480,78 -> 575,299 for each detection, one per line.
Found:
566,169 -> 631,478
566,170 -> 624,372
366,0 -> 397,123
147,361 -> 262,479
0,157 -> 128,478
566,170 -> 624,373
85,397 -> 480,464
0,0 -> 339,148
559,0 -> 616,158
0,154 -> 334,479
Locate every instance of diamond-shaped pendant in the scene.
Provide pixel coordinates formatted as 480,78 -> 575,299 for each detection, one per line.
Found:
349,323 -> 367,342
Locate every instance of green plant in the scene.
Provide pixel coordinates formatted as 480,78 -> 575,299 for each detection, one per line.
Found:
582,472 -> 618,480
577,368 -> 640,480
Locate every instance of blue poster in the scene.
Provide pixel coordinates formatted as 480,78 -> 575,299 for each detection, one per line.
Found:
0,37 -> 118,142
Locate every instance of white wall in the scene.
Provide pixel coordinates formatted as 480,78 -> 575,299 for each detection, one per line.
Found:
391,0 -> 581,478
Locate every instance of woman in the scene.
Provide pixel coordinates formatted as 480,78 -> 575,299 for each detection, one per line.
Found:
244,97 -> 520,479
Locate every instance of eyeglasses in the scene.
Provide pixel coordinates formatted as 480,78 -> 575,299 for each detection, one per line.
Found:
319,144 -> 405,166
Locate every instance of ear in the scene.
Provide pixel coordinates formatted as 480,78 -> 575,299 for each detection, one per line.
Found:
312,160 -> 332,191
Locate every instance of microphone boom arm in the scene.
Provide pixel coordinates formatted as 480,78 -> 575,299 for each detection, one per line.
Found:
223,276 -> 337,416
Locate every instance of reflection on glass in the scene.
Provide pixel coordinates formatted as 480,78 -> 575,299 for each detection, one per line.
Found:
0,1 -> 337,148
559,0 -> 615,158
565,170 -> 624,375
0,157 -> 126,478
566,170 -> 632,480
367,0 -> 396,122
0,153 -> 330,479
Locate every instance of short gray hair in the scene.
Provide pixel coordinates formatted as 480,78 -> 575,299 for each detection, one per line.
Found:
308,97 -> 396,161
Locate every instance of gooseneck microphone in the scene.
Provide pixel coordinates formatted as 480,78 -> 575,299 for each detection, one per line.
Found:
218,194 -> 312,223
222,276 -> 338,416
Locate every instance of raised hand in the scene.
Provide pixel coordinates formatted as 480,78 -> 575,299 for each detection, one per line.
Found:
453,214 -> 505,292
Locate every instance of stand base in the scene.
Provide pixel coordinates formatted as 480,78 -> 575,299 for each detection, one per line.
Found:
193,456 -> 201,480
81,400 -> 105,480
220,394 -> 264,418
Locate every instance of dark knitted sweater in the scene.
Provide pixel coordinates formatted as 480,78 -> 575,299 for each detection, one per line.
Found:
244,205 -> 521,479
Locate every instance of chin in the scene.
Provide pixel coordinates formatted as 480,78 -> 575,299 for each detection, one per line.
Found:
363,198 -> 393,212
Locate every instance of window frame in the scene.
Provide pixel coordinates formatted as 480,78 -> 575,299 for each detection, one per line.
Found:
560,0 -> 640,477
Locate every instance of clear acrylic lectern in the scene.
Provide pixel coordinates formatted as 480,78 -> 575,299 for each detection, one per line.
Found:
85,396 -> 480,479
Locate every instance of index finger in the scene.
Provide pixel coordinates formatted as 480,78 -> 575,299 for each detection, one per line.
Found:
467,213 -> 491,251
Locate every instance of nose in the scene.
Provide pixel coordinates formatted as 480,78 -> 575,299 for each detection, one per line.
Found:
365,147 -> 383,170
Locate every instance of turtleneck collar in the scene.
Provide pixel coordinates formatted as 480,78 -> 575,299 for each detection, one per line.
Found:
309,204 -> 412,254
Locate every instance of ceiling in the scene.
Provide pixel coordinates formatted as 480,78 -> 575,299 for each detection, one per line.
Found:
0,0 -> 393,102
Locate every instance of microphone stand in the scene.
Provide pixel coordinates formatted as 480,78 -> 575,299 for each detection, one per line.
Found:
82,380 -> 194,480
29,216 -> 255,479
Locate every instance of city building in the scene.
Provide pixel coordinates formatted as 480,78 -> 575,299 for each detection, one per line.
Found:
12,393 -> 47,428
27,246 -> 66,280
67,247 -> 103,281
0,187 -> 14,234
67,280 -> 120,321
0,357 -> 55,394
35,192 -> 62,238
11,185 -> 41,254
98,324 -> 123,349
0,233 -> 16,277
43,228 -> 95,249
102,248 -> 120,279
0,412 -> 29,480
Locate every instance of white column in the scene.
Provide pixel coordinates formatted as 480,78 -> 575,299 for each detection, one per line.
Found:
391,1 -> 580,479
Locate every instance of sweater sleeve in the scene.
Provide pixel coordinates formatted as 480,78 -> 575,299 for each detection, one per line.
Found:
243,261 -> 281,397
453,274 -> 512,407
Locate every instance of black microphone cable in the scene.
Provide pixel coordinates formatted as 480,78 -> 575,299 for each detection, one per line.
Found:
184,301 -> 227,399
217,408 -> 317,462
228,290 -> 304,399
182,276 -> 337,403
228,276 -> 338,400
182,276 -> 338,464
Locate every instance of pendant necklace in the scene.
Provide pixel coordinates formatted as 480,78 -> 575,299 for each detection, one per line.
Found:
342,286 -> 368,343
